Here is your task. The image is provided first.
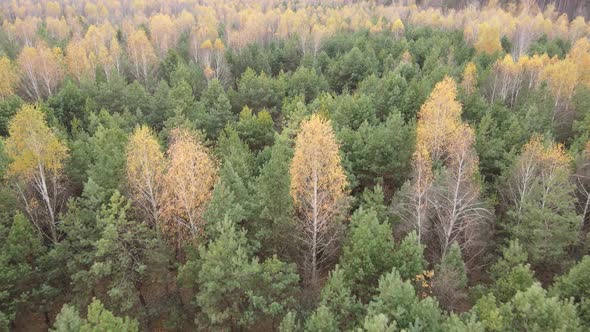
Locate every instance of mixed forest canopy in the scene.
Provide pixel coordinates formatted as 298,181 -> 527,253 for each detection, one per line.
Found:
1,0 -> 590,331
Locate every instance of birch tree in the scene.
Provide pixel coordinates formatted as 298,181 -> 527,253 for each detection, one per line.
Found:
5,104 -> 68,243
290,114 -> 349,288
126,125 -> 165,230
160,129 -> 217,246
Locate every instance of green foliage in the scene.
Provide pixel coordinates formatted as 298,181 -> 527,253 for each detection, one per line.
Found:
489,240 -> 536,303
319,266 -> 363,330
232,68 -> 286,113
440,243 -> 467,288
86,111 -> 129,193
551,256 -> 590,326
234,107 -> 275,152
339,112 -> 415,192
304,306 -> 339,332
366,269 -> 443,331
89,192 -> 168,318
0,213 -> 44,326
503,284 -> 581,331
328,47 -> 376,93
340,208 -> 395,302
181,217 -> 298,330
253,136 -> 295,257
195,79 -> 234,139
392,232 -> 427,281
52,298 -> 139,332
287,66 -> 329,103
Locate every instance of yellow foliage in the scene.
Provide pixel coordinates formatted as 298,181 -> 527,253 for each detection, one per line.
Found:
0,57 -> 19,99
127,125 -> 165,227
5,104 -> 68,181
474,23 -> 502,55
567,38 -> 590,87
541,58 -> 578,104
161,129 -> 217,244
416,76 -> 462,161
391,18 -> 405,37
126,29 -> 157,83
66,39 -> 94,82
461,61 -> 477,95
290,114 -> 348,223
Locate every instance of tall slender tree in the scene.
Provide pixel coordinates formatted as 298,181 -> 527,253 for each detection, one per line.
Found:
126,125 -> 166,229
290,114 -> 349,288
5,104 -> 68,243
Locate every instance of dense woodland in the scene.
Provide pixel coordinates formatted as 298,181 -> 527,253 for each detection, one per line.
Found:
1,0 -> 590,331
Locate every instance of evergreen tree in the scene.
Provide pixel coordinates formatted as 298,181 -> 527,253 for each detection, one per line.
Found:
392,232 -> 427,281
489,240 -> 536,303
366,269 -> 443,331
303,306 -> 339,332
319,266 -> 363,330
340,208 -> 395,302
195,79 -> 234,139
52,298 -> 139,332
552,256 -> 590,326
0,213 -> 44,328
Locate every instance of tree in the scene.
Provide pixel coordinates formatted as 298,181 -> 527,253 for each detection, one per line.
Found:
474,23 -> 502,55
568,38 -> 590,87
234,107 -> 275,152
502,136 -> 579,266
17,42 -> 64,100
366,269 -> 443,331
415,76 -> 462,162
461,62 -> 477,95
290,114 -> 349,288
391,232 -> 427,281
86,113 -> 129,194
430,123 -> 490,260
542,58 -> 578,126
52,298 -> 139,332
126,125 -> 165,229
180,217 -> 298,330
552,256 -> 590,327
432,242 -> 467,311
127,29 -> 157,85
397,77 -> 490,259
328,47 -> 375,93
5,104 -> 68,243
89,192 -> 167,323
195,79 -> 234,139
65,39 -> 95,82
303,306 -> 339,332
0,213 -> 44,328
149,14 -> 176,58
253,136 -> 295,257
489,240 -> 536,303
160,129 -> 217,246
0,57 -> 19,100
318,266 -> 363,330
339,208 -> 395,302
502,284 -> 582,331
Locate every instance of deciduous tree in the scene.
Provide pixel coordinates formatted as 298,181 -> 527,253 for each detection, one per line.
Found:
127,29 -> 157,85
160,129 -> 217,245
290,114 -> 348,288
5,104 -> 68,243
502,136 -> 579,266
126,125 -> 165,229
0,57 -> 19,99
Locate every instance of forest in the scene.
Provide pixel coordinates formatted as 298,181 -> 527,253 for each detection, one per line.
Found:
1,0 -> 590,331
